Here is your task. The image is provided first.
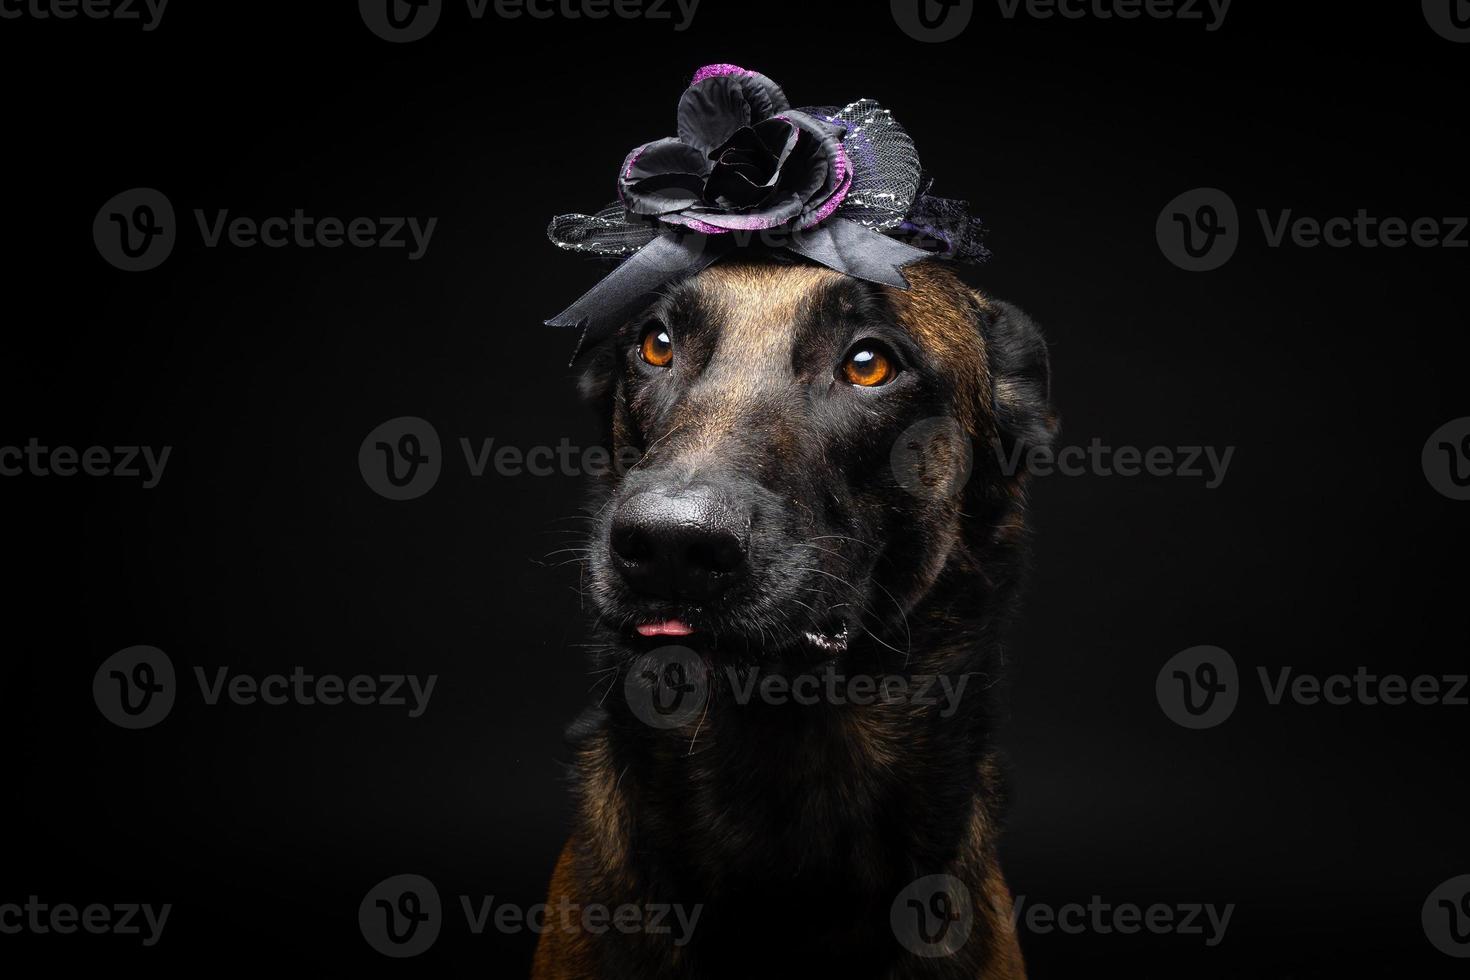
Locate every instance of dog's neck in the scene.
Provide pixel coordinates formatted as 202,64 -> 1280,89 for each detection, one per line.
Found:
567,550 -> 1018,975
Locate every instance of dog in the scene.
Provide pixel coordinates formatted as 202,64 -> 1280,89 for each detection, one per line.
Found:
533,256 -> 1055,979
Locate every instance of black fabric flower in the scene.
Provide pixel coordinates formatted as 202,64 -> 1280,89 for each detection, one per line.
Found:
617,66 -> 852,234
546,65 -> 989,342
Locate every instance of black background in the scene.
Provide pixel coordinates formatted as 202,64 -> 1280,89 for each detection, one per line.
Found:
3,1 -> 1467,976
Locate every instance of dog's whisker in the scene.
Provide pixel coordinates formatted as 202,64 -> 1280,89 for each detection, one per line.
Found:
786,597 -> 825,637
866,575 -> 913,658
791,541 -> 850,563
685,686 -> 712,756
542,547 -> 593,558
623,419 -> 690,476
591,670 -> 619,704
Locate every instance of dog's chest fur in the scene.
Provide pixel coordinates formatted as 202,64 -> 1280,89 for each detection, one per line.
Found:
563,596 -> 1015,977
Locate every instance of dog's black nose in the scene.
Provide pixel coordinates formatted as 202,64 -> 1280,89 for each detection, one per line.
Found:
610,487 -> 749,601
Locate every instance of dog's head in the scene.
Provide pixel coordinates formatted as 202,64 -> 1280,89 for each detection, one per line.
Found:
575,257 -> 1054,665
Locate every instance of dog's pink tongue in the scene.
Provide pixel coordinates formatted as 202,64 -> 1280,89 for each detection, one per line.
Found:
636,620 -> 695,638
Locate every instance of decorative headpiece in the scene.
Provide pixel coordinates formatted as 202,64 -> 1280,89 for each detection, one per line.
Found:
546,65 -> 989,340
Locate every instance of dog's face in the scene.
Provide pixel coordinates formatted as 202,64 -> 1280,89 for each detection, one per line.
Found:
578,258 -> 1052,664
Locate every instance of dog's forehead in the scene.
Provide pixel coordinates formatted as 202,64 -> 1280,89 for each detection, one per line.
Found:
683,260 -> 847,366
693,259 -> 844,309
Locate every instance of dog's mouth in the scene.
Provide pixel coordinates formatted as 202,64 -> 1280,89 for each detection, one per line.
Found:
625,613 -> 851,662
634,619 -> 697,639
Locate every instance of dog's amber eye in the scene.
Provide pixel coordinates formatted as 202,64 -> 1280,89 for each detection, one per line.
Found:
841,345 -> 896,387
639,324 -> 674,368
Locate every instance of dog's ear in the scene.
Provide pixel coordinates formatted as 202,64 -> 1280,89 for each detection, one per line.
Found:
573,336 -> 628,466
975,297 -> 1058,460
574,337 -> 619,410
